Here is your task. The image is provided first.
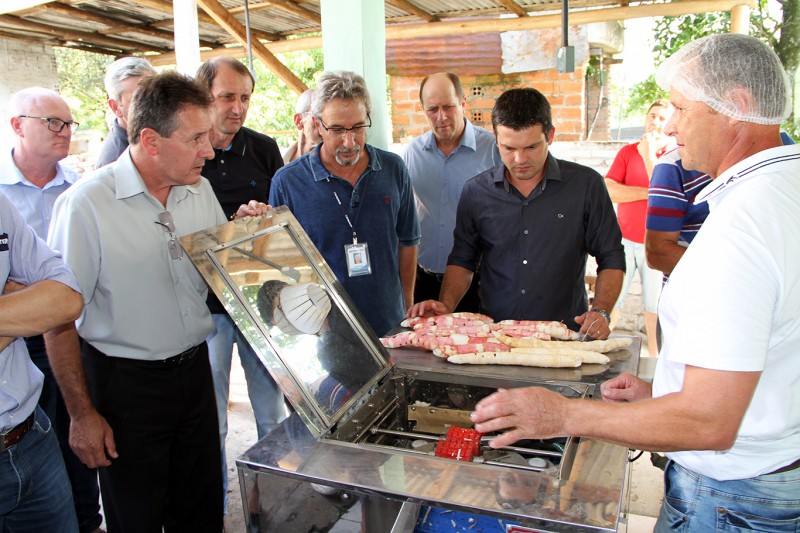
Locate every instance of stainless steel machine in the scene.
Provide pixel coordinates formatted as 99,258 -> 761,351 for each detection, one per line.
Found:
181,208 -> 641,533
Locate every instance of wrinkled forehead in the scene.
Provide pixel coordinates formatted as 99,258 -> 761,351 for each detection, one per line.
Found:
320,98 -> 368,124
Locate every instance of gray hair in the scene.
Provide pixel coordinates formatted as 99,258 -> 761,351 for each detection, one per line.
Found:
655,34 -> 790,125
7,87 -> 63,117
104,57 -> 157,102
295,89 -> 316,115
311,71 -> 371,118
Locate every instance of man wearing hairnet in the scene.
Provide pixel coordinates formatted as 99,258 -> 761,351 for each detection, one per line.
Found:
471,34 -> 800,530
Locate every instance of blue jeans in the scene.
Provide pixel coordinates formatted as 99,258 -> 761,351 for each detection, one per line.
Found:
0,406 -> 79,532
655,460 -> 800,532
207,313 -> 287,511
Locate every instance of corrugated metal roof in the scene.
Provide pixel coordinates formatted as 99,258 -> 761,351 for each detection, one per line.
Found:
0,0 -> 730,59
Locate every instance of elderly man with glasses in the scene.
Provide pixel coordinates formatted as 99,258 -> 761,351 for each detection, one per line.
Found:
45,72 -> 267,532
0,87 -> 108,533
270,70 -> 420,337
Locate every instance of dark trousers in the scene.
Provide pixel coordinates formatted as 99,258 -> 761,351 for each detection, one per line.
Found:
414,265 -> 481,313
25,335 -> 102,533
82,342 -> 223,533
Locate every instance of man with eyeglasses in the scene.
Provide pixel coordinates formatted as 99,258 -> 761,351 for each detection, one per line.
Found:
195,56 -> 286,520
283,88 -> 322,163
270,70 -> 420,337
45,72 -> 268,532
402,72 -> 499,312
0,87 -> 106,533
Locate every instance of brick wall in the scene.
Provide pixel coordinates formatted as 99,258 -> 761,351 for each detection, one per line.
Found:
391,67 -> 591,144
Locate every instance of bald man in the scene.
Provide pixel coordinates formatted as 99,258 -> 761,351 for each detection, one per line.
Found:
0,88 -> 104,533
402,72 -> 499,311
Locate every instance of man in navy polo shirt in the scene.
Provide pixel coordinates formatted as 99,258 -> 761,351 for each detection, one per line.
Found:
270,70 -> 420,337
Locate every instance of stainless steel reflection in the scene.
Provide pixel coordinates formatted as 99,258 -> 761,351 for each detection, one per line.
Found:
180,208 -> 640,533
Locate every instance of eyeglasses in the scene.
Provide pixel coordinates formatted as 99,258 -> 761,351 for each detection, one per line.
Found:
18,115 -> 80,134
317,116 -> 371,138
155,211 -> 184,260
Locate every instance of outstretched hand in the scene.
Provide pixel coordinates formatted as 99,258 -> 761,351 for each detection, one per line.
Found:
405,299 -> 451,319
600,372 -> 652,403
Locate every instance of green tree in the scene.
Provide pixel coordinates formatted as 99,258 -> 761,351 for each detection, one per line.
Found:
626,0 -> 799,135
54,48 -> 112,134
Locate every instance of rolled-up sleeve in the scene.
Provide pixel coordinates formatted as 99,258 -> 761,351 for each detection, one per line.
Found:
585,176 -> 626,272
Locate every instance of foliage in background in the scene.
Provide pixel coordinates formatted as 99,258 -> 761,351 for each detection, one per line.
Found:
54,48 -> 112,134
54,46 -> 324,146
625,0 -> 799,139
247,47 -> 324,147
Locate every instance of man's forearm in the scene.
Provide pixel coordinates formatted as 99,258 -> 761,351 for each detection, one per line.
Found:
592,269 -> 624,312
43,323 -> 97,420
439,265 -> 474,312
604,180 -> 649,203
398,245 -> 418,309
0,280 -> 82,337
645,231 -> 687,274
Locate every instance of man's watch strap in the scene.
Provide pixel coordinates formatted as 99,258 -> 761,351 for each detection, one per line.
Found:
590,308 -> 611,323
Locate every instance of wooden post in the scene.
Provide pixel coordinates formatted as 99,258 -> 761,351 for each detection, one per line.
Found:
730,4 -> 751,34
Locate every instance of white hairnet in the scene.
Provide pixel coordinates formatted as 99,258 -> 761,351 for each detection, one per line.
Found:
655,34 -> 790,125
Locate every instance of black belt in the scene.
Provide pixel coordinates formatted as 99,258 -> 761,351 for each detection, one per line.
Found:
417,265 -> 445,282
90,344 -> 203,369
768,457 -> 800,475
1,412 -> 35,452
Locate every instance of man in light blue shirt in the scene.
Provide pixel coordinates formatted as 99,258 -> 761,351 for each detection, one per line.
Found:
0,192 -> 83,531
0,87 -> 104,533
402,72 -> 499,311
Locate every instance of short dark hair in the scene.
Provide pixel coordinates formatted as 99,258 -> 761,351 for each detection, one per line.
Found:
127,71 -> 213,144
491,88 -> 553,135
418,72 -> 464,103
195,56 -> 256,92
647,99 -> 671,113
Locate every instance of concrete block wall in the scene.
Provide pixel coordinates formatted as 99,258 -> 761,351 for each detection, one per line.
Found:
0,38 -> 58,145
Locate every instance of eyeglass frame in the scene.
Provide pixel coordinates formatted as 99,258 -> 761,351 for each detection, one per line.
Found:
155,211 -> 184,261
316,115 -> 372,138
17,115 -> 80,134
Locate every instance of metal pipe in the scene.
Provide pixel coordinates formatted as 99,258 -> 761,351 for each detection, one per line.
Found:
562,0 -> 569,46
243,0 -> 255,75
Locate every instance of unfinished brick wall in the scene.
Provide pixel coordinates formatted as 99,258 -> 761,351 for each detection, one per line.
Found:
391,67 -> 592,144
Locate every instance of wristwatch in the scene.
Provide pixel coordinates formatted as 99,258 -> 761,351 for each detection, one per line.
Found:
590,308 -> 611,324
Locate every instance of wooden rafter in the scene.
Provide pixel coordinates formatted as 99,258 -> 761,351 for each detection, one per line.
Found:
385,0 -> 438,22
43,3 -> 218,48
228,0 -> 321,24
0,13 -> 160,52
197,0 -> 307,94
496,0 -> 528,18
0,0 -> 54,15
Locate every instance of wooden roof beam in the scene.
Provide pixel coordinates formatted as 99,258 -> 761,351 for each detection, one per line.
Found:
0,13 -> 160,52
228,0 -> 321,24
386,0 -> 439,22
43,3 -> 218,48
0,0 -> 54,15
197,0 -> 307,94
131,0 -> 283,41
496,0 -> 528,18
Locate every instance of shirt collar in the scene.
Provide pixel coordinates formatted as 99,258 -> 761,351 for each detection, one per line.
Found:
495,152 -> 562,193
0,147 -> 79,188
308,143 -> 381,182
113,148 -> 199,206
214,128 -> 247,156
422,118 -> 478,154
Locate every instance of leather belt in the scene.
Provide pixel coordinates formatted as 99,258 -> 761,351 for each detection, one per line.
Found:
0,412 -> 35,452
156,345 -> 201,367
768,457 -> 800,476
417,265 -> 445,282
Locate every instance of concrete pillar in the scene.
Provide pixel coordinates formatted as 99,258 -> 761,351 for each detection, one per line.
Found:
730,4 -> 751,34
320,0 -> 388,149
174,0 -> 202,76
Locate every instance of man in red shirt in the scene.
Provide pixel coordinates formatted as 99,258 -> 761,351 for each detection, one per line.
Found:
604,100 -> 674,356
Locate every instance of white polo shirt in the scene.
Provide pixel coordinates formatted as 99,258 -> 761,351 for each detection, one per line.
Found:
653,144 -> 800,481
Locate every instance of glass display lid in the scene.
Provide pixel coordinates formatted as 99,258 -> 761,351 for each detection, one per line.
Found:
180,207 -> 391,438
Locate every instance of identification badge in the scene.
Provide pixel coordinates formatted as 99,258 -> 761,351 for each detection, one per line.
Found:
345,242 -> 371,277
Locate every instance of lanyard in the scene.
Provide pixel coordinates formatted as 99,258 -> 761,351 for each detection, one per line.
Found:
327,177 -> 368,245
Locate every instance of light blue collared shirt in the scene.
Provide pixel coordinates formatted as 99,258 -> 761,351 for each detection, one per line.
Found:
0,193 -> 81,430
0,147 -> 79,240
402,119 -> 499,273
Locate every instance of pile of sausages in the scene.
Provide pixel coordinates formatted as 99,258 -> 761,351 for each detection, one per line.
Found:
380,312 -> 632,368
